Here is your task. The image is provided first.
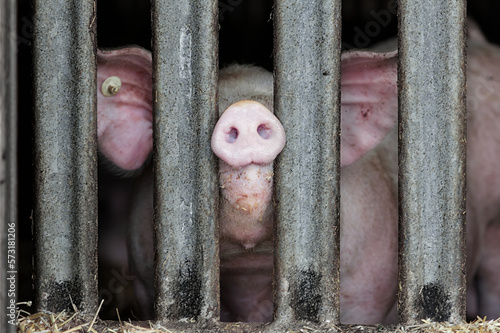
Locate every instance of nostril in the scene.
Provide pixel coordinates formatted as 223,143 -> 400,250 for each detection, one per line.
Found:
257,124 -> 272,139
226,127 -> 239,143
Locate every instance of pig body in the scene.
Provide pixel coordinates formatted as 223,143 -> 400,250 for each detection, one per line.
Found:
465,21 -> 500,319
97,22 -> 500,324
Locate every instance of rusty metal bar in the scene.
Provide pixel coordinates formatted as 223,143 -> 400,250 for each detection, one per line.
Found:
151,0 -> 219,321
0,0 -> 17,331
273,0 -> 342,325
33,0 -> 98,314
398,0 -> 467,324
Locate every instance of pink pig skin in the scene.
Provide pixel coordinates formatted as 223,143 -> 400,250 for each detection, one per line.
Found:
97,47 -> 153,172
465,20 -> 500,320
96,20 -> 500,323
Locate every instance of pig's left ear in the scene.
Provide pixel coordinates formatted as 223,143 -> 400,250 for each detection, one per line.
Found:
97,47 -> 153,172
340,50 -> 398,166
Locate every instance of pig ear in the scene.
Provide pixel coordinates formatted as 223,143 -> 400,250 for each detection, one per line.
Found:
97,47 -> 153,171
340,50 -> 398,166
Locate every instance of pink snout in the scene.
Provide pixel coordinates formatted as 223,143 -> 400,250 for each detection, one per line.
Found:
211,100 -> 286,167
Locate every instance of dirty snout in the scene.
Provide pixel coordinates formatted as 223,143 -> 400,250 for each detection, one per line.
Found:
211,100 -> 286,168
211,100 -> 286,249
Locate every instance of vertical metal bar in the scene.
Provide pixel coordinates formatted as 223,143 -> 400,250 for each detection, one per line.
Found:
274,0 -> 341,324
398,0 -> 467,324
0,0 -> 17,331
33,1 -> 98,314
151,0 -> 219,321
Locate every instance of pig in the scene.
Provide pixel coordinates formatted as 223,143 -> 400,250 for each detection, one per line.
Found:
97,47 -> 398,324
464,20 -> 500,320
213,62 -> 398,324
96,21 -> 500,324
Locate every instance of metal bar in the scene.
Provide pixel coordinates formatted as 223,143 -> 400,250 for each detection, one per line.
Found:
33,0 -> 98,314
398,0 -> 467,324
151,0 -> 219,321
273,0 -> 342,324
0,0 -> 17,331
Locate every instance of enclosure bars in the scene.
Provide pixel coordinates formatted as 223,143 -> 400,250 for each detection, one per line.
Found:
33,0 -> 98,315
0,0 -> 18,332
28,0 -> 469,331
273,0 -> 342,325
398,1 -> 467,324
151,0 -> 220,322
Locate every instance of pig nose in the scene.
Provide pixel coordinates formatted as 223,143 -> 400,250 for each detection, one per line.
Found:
211,100 -> 286,168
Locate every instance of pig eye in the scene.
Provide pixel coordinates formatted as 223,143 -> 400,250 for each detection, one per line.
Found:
227,127 -> 238,143
257,124 -> 271,139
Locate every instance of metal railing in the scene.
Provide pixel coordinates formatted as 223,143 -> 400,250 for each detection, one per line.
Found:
33,0 -> 98,315
151,0 -> 219,321
398,1 -> 466,324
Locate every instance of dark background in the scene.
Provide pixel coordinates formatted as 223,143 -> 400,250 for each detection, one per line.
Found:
17,0 -> 500,320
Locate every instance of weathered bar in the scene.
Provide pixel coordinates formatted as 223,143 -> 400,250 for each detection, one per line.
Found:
33,1 -> 98,314
151,0 -> 219,321
273,0 -> 342,324
0,0 -> 17,331
398,0 -> 467,324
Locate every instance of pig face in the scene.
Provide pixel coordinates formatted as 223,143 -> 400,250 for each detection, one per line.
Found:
97,47 -> 400,324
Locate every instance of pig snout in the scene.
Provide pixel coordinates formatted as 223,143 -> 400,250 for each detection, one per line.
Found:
211,100 -> 286,168
211,100 -> 285,251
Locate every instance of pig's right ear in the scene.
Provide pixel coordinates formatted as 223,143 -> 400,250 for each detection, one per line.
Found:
340,50 -> 398,166
97,47 -> 153,172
